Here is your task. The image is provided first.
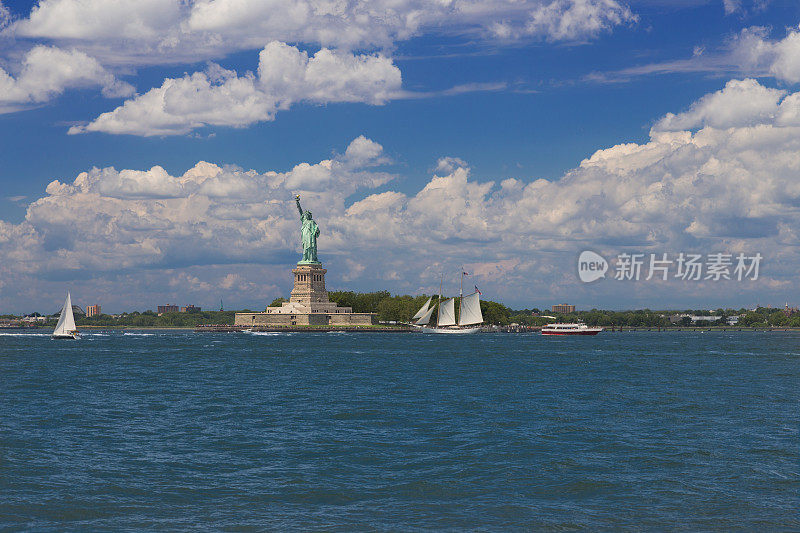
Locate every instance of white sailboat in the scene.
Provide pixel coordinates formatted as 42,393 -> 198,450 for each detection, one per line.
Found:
52,291 -> 80,339
415,273 -> 483,334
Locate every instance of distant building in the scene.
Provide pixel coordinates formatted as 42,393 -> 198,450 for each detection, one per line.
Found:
157,304 -> 179,313
86,304 -> 101,317
181,305 -> 201,313
552,303 -> 576,314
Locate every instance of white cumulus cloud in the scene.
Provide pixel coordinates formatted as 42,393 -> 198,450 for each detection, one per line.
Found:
654,78 -> 800,132
0,45 -> 134,113
0,0 -> 638,126
654,78 -> 786,131
6,0 -> 637,66
732,25 -> 800,84
526,0 -> 636,42
6,80 -> 800,310
69,42 -> 401,136
0,136 -> 392,283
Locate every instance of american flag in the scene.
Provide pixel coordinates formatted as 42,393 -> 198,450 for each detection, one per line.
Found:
474,285 -> 482,295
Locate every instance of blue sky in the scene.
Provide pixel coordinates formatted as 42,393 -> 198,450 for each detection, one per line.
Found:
2,0 -> 800,313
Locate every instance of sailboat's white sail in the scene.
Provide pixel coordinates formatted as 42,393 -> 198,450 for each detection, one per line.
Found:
437,297 -> 456,326
412,297 -> 432,321
53,292 -> 76,337
415,305 -> 436,325
458,291 -> 483,326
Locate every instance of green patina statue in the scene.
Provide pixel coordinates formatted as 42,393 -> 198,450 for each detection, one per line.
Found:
295,195 -> 320,264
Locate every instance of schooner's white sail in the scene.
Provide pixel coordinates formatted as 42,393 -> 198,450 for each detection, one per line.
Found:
415,305 -> 437,325
53,292 -> 77,339
458,291 -> 483,326
437,297 -> 456,326
416,272 -> 483,334
412,297 -> 433,321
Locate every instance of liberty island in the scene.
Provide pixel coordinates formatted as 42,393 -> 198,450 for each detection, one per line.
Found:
234,195 -> 376,328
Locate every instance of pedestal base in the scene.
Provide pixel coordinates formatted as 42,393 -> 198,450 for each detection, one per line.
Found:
234,261 -> 377,326
290,263 -> 328,304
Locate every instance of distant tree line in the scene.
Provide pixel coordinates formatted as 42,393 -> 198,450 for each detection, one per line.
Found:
8,299 -> 800,328
73,310 -> 239,328
734,308 -> 800,327
562,308 -> 800,328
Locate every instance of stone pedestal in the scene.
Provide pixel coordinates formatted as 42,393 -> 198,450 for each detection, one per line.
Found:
290,264 -> 328,304
234,261 -> 377,327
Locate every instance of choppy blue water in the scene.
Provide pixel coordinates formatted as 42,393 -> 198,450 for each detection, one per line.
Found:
1,330 -> 798,530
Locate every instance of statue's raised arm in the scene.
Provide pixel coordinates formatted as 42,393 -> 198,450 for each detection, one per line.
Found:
295,195 -> 304,218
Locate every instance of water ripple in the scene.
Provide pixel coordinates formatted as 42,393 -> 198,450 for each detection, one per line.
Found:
0,330 -> 798,529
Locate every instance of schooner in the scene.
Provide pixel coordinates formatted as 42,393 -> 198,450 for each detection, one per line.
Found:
411,273 -> 483,334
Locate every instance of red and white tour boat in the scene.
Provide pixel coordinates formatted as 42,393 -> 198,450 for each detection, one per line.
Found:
541,323 -> 603,336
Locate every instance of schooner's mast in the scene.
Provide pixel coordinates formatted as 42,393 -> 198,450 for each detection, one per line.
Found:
437,272 -> 443,326
460,268 -> 465,323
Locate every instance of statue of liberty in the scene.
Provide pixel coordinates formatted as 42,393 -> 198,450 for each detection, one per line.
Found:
295,195 -> 320,264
